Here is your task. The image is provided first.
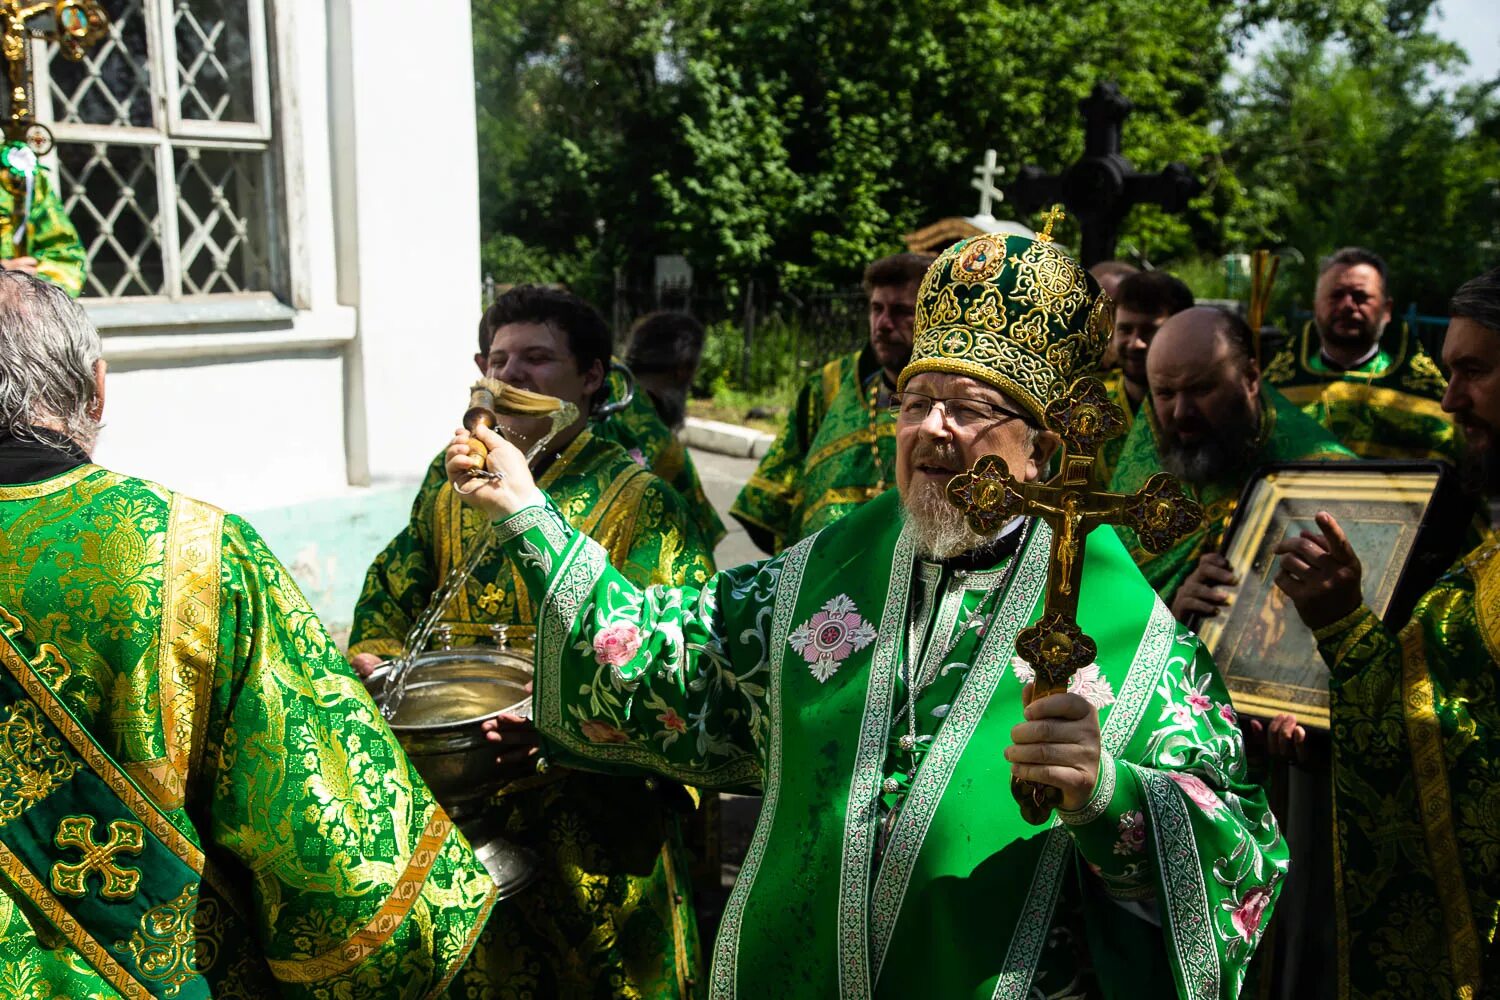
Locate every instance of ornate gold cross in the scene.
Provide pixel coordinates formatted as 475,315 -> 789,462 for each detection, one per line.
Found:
946,376 -> 1202,823
50,814 -> 144,900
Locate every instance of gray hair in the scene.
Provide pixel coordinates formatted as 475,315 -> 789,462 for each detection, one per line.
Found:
0,271 -> 102,450
1450,267 -> 1500,335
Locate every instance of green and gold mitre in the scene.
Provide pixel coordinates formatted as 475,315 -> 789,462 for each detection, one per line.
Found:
897,226 -> 1114,423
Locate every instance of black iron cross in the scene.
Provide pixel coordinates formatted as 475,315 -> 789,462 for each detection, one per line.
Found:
1007,82 -> 1203,267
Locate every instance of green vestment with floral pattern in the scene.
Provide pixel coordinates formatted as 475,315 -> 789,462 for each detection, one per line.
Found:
351,429 -> 713,1000
0,170 -> 87,297
730,347 -> 897,554
1263,321 -> 1456,463
1109,385 -> 1355,602
0,463 -> 496,999
494,486 -> 1288,998
593,370 -> 726,548
1095,369 -> 1141,489
1311,537 -> 1500,999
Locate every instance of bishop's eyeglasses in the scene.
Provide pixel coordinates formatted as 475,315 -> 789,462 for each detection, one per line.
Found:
889,391 -> 1034,429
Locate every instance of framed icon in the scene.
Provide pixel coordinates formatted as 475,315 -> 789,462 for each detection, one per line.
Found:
1195,461 -> 1467,728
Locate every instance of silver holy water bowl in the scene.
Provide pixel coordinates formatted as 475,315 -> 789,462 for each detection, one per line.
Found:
367,625 -> 540,898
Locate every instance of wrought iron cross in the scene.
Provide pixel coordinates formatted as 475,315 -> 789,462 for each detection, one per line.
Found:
1006,82 -> 1202,266
945,376 -> 1202,824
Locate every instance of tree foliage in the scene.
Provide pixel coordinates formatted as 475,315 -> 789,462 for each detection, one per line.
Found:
471,0 -> 1498,310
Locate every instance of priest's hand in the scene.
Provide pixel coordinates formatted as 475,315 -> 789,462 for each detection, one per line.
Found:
481,706 -> 542,781
349,652 -> 382,680
1273,511 -> 1364,631
1006,683 -> 1101,813
1170,553 -> 1237,624
444,425 -> 540,521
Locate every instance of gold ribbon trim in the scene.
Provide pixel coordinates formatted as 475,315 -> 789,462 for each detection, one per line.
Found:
1399,622 -> 1482,995
265,808 -> 454,983
0,840 -> 151,999
0,464 -> 101,502
803,421 -> 896,473
1278,380 -> 1449,423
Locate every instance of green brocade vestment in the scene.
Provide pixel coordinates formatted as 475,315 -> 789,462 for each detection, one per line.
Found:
498,487 -> 1289,998
351,429 -> 713,1000
0,170 -> 87,297
1263,321 -> 1456,463
0,466 -> 496,998
1110,385 -> 1355,601
730,347 -> 896,553
594,369 -> 727,548
1095,369 -> 1141,488
1312,539 -> 1500,998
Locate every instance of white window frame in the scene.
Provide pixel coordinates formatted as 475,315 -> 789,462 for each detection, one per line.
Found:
29,0 -> 280,303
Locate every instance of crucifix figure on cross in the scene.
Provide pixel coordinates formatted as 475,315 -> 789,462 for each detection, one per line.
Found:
945,372 -> 1202,824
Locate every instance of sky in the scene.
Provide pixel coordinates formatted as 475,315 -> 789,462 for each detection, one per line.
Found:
1233,0 -> 1498,85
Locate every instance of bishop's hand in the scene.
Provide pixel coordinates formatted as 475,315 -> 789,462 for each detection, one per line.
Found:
444,425 -> 540,521
1005,684 -> 1102,813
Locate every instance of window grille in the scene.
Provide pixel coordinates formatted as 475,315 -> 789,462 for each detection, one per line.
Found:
29,0 -> 279,301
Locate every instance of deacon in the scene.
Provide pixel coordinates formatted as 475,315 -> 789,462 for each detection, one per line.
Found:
0,271 -> 495,996
624,310 -> 707,431
1273,266 -> 1500,998
1111,306 -> 1353,610
350,284 -> 713,999
731,252 -> 933,553
1096,270 -> 1195,484
1263,246 -> 1454,462
454,231 -> 1287,998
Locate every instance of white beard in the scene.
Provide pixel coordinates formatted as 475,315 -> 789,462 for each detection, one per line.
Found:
900,476 -> 1000,560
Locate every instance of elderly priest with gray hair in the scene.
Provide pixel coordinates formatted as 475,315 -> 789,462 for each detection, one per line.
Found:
0,270 -> 495,997
449,224 -> 1288,998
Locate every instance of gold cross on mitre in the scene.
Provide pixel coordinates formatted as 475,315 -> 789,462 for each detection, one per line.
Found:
945,375 -> 1202,824
0,1 -> 108,251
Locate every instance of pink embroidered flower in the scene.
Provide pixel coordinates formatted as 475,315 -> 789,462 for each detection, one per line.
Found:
1219,703 -> 1238,725
579,719 -> 630,744
1170,704 -> 1194,728
1168,771 -> 1226,818
1069,663 -> 1116,709
657,708 -> 687,734
1113,810 -> 1146,855
788,595 -> 877,683
1231,886 -> 1272,941
593,622 -> 643,668
1186,693 -> 1213,715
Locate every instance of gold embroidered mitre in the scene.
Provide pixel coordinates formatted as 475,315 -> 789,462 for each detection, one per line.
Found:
897,231 -> 1114,424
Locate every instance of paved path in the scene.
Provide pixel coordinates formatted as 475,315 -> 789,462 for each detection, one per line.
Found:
689,446 -> 765,570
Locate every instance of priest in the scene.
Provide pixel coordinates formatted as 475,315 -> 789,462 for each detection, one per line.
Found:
452,231 -> 1287,998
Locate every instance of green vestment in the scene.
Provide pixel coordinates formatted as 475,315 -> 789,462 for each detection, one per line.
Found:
1095,369 -> 1141,488
0,169 -> 87,297
1263,321 -> 1456,463
351,429 -> 713,999
1312,538 -> 1500,998
593,370 -> 727,548
1109,385 -> 1355,601
496,487 -> 1289,998
730,347 -> 896,553
0,465 -> 496,998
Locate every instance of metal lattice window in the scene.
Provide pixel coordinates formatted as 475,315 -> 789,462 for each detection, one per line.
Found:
30,0 -> 279,300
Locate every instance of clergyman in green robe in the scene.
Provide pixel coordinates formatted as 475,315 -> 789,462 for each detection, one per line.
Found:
1271,266 -> 1500,998
351,284 -> 713,999
1110,307 -> 1355,610
0,271 -> 495,998
0,157 -> 87,297
730,253 -> 933,553
451,232 -> 1288,998
1262,246 -> 1455,463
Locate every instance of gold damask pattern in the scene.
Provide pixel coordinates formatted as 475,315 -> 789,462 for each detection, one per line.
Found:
116,884 -> 198,997
0,700 -> 76,825
900,232 -> 1108,423
1319,544 -> 1500,998
0,467 -> 495,997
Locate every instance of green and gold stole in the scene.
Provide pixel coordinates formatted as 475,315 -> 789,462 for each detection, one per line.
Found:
0,608 -> 211,999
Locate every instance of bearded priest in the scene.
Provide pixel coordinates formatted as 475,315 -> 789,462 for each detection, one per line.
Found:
447,232 -> 1288,999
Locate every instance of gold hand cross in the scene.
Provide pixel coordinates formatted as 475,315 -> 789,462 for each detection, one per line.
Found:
946,376 -> 1202,823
